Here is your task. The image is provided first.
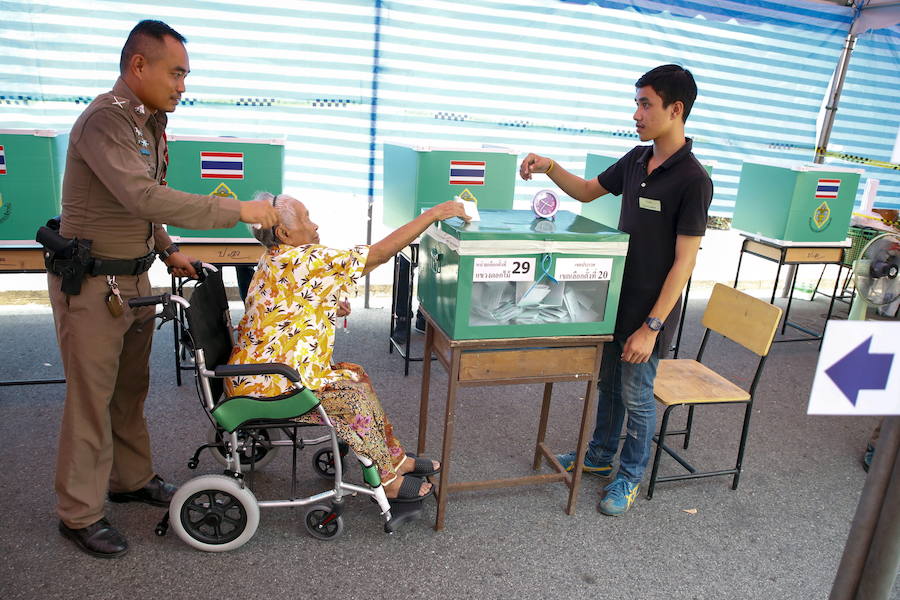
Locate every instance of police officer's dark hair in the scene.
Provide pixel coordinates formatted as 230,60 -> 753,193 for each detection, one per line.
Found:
119,20 -> 187,75
635,64 -> 697,122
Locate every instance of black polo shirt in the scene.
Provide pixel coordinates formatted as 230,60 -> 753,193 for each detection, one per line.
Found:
597,138 -> 712,354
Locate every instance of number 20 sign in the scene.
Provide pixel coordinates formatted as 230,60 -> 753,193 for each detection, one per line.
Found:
473,258 -> 536,282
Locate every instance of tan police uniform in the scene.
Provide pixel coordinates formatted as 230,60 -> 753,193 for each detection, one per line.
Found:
49,78 -> 241,528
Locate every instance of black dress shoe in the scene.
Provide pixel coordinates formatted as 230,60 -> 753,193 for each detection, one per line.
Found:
59,518 -> 128,558
108,475 -> 178,507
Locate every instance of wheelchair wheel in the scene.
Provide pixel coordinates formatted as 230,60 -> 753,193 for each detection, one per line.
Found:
304,504 -> 344,541
169,474 -> 259,552
207,425 -> 281,469
311,446 -> 348,480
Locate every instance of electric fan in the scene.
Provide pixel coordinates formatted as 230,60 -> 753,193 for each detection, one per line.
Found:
850,232 -> 900,320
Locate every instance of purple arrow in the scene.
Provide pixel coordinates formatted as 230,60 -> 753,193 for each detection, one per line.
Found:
825,336 -> 894,406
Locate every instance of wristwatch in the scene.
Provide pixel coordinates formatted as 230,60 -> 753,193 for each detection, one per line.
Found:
645,317 -> 663,331
158,244 -> 180,260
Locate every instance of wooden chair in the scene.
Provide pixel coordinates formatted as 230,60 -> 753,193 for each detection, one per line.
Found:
646,283 -> 783,499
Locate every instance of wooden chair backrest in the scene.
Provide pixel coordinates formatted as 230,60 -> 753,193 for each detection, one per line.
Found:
701,283 -> 783,357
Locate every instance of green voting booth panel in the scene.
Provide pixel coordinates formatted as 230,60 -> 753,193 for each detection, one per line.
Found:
732,162 -> 861,244
164,135 -> 284,242
382,144 -> 516,228
0,129 -> 68,244
580,153 -> 713,228
418,209 -> 629,340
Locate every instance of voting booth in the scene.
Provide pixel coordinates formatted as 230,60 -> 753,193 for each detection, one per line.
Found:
731,162 -> 861,244
382,144 -> 516,228
0,129 -> 68,244
164,135 -> 284,242
579,154 -> 620,227
580,153 -> 713,228
417,209 -> 629,340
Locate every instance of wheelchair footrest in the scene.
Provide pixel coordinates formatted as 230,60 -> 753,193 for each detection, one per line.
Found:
384,502 -> 423,534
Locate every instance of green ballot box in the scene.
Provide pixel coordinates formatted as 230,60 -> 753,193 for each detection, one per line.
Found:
0,129 -> 68,244
382,144 -> 516,228
418,209 -> 629,340
580,153 -> 713,228
164,135 -> 284,242
731,162 -> 861,244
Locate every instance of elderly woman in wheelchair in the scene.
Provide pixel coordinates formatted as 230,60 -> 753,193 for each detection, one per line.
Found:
140,193 -> 469,550
225,192 -> 469,503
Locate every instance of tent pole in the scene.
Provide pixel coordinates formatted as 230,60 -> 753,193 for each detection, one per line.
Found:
829,416 -> 900,600
815,32 -> 857,164
363,0 -> 384,308
781,31 -> 857,298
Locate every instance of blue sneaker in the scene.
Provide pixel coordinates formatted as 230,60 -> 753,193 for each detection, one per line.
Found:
598,476 -> 639,516
556,451 -> 612,477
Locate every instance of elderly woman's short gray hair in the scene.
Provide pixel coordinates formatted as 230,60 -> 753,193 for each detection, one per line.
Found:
249,191 -> 298,248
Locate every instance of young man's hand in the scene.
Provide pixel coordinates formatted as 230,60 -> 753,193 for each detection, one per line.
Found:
519,153 -> 552,180
621,326 -> 658,363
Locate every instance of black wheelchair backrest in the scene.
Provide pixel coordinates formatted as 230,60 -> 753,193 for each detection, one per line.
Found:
183,269 -> 234,401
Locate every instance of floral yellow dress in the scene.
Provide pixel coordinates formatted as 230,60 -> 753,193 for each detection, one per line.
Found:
224,243 -> 406,483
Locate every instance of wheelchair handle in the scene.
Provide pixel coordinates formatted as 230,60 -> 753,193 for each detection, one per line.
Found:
128,293 -> 170,308
214,363 -> 302,383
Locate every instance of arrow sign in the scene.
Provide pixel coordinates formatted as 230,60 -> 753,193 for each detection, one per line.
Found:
809,321 -> 900,415
825,336 -> 893,406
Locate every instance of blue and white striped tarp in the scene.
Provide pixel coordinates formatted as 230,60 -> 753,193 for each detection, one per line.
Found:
0,0 -> 896,241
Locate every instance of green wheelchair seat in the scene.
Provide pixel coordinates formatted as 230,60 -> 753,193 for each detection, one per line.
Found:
211,387 -> 321,434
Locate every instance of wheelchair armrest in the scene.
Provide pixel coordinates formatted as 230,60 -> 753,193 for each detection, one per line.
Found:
213,363 -> 302,383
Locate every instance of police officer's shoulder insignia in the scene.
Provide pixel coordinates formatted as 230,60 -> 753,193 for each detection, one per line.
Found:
111,96 -> 128,108
134,104 -> 145,115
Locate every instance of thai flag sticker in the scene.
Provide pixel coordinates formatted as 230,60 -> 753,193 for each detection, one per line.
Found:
815,178 -> 840,199
0,145 -> 6,175
449,160 -> 485,185
201,151 -> 244,179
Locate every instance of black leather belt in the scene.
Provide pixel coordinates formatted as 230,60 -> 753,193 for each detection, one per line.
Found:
89,252 -> 157,276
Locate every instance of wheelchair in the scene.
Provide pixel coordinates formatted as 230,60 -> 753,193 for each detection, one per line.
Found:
130,264 -> 414,552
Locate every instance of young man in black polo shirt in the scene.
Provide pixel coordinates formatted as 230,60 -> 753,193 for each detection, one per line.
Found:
519,64 -> 712,515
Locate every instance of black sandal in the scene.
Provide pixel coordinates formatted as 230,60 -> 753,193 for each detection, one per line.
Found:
406,453 -> 441,477
388,475 -> 434,504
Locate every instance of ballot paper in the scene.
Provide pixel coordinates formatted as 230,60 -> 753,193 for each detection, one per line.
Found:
455,196 -> 481,221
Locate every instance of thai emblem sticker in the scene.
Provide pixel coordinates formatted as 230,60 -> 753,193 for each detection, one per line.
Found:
210,182 -> 238,200
201,151 -> 244,179
811,201 -> 832,232
449,160 -> 485,185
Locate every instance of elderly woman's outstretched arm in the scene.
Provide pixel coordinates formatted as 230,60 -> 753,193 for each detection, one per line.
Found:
362,200 -> 469,275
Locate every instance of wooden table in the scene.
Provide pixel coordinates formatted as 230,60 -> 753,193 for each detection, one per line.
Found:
415,307 -> 611,531
733,235 -> 845,344
0,245 -> 47,273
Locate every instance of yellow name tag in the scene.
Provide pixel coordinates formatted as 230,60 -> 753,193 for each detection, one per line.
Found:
639,197 -> 661,212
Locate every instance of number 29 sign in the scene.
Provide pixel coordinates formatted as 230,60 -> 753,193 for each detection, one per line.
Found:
472,258 -> 536,282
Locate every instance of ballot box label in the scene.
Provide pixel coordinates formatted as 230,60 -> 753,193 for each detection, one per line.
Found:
554,258 -> 613,281
473,257 -> 535,282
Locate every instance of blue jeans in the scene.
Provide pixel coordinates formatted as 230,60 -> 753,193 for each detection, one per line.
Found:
586,339 -> 659,484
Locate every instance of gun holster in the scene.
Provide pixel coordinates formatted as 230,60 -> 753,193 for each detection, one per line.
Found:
36,217 -> 93,296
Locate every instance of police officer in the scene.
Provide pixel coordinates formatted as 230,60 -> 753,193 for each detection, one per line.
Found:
48,20 -> 278,558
